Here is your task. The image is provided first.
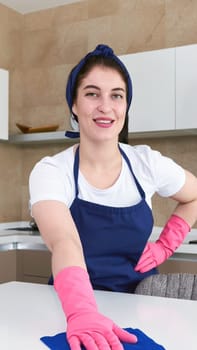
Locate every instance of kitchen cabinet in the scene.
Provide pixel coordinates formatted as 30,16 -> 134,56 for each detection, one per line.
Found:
0,69 -> 9,140
175,44 -> 197,129
120,43 -> 197,134
0,249 -> 51,284
9,130 -> 71,144
0,251 -> 18,283
119,48 -> 175,133
18,250 -> 51,284
158,259 -> 197,274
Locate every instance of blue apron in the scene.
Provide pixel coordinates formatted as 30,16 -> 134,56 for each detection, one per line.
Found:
68,146 -> 157,293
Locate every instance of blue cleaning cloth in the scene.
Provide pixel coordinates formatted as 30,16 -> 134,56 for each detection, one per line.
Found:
40,328 -> 165,350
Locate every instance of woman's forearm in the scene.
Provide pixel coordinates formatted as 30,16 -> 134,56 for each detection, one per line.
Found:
51,236 -> 87,277
173,199 -> 197,228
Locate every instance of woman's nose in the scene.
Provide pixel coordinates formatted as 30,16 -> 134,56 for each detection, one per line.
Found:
97,96 -> 112,113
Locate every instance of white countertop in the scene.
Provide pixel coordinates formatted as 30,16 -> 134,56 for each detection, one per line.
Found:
1,281 -> 197,350
0,221 -> 197,257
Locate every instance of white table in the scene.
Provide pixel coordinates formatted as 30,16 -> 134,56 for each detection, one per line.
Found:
0,281 -> 196,350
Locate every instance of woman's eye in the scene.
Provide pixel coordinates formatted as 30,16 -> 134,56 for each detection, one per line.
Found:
112,94 -> 123,99
85,92 -> 97,97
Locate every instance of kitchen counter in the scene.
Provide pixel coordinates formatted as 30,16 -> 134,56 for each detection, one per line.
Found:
0,221 -> 46,251
0,222 -> 197,260
1,281 -> 197,350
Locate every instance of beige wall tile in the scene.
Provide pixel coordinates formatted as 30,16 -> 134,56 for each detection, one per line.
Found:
88,0 -> 166,55
22,21 -> 88,68
88,0 -> 120,18
24,1 -> 88,31
22,65 -> 69,107
165,0 -> 197,47
0,144 -> 22,221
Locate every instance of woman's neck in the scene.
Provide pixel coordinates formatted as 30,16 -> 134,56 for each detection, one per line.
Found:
76,139 -> 123,189
79,138 -> 121,167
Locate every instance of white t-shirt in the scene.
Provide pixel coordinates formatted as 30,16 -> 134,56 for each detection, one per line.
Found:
29,143 -> 185,211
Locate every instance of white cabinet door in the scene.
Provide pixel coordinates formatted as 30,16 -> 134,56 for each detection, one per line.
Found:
0,69 -> 9,140
119,48 -> 175,132
176,44 -> 197,129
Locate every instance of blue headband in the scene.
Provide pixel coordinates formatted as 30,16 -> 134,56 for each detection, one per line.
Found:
66,44 -> 132,114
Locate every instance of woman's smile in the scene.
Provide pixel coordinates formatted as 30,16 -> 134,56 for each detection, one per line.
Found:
72,66 -> 127,140
93,117 -> 114,128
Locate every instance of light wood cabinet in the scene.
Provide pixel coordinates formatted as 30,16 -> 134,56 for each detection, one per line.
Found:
0,249 -> 51,284
158,259 -> 197,274
18,250 -> 52,284
0,251 -> 17,283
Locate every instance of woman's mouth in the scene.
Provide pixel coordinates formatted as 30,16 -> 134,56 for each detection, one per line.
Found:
93,118 -> 114,127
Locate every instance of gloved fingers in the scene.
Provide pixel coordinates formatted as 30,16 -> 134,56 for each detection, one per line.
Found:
77,334 -> 99,350
135,255 -> 152,271
68,334 -> 98,350
104,331 -> 124,350
93,332 -> 115,350
68,335 -> 82,350
113,324 -> 137,343
135,260 -> 155,273
137,247 -> 152,264
141,244 -> 150,254
134,244 -> 152,271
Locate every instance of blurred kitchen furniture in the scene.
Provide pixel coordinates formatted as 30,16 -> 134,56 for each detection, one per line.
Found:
0,223 -> 197,284
0,68 -> 9,140
134,273 -> 197,300
0,221 -> 51,284
120,47 -> 175,133
121,43 -> 197,133
1,281 -> 197,350
0,249 -> 51,284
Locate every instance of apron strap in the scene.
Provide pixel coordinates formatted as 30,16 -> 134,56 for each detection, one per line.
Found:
119,146 -> 145,199
73,145 -> 146,199
73,146 -> 80,197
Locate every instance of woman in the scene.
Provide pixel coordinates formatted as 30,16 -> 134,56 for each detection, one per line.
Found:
29,44 -> 197,350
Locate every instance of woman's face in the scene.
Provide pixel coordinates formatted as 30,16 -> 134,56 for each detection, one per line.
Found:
72,65 -> 127,142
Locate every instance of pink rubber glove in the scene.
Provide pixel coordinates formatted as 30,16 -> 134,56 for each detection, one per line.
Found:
135,214 -> 190,273
54,266 -> 137,350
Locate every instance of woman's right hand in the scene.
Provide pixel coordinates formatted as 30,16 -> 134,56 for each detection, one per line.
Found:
54,266 -> 137,350
67,310 -> 137,350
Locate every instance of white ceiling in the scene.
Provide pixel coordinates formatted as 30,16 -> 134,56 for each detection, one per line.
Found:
0,0 -> 81,14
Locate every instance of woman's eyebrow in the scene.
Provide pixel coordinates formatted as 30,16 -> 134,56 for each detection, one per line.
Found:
112,87 -> 126,92
83,85 -> 125,92
83,85 -> 100,90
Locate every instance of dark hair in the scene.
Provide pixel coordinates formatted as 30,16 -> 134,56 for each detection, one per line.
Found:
71,55 -> 129,144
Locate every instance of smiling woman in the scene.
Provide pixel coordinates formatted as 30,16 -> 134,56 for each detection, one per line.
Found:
29,44 -> 197,350
72,66 -> 127,143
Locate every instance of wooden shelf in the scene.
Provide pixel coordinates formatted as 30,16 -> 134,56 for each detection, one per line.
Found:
1,128 -> 196,145
8,130 -> 79,144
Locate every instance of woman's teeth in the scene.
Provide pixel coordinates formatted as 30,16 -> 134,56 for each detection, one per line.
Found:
95,119 -> 113,124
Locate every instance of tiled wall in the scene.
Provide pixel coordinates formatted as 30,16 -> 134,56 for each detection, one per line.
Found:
0,0 -> 196,227
0,4 -> 23,221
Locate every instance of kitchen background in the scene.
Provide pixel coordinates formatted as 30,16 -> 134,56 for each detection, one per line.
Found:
0,0 -> 196,227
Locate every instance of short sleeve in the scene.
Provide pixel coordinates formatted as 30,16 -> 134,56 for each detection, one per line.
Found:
29,156 -> 74,208
128,144 -> 186,198
143,147 -> 186,197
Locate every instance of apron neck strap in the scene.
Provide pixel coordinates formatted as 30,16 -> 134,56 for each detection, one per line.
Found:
73,145 -> 145,199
